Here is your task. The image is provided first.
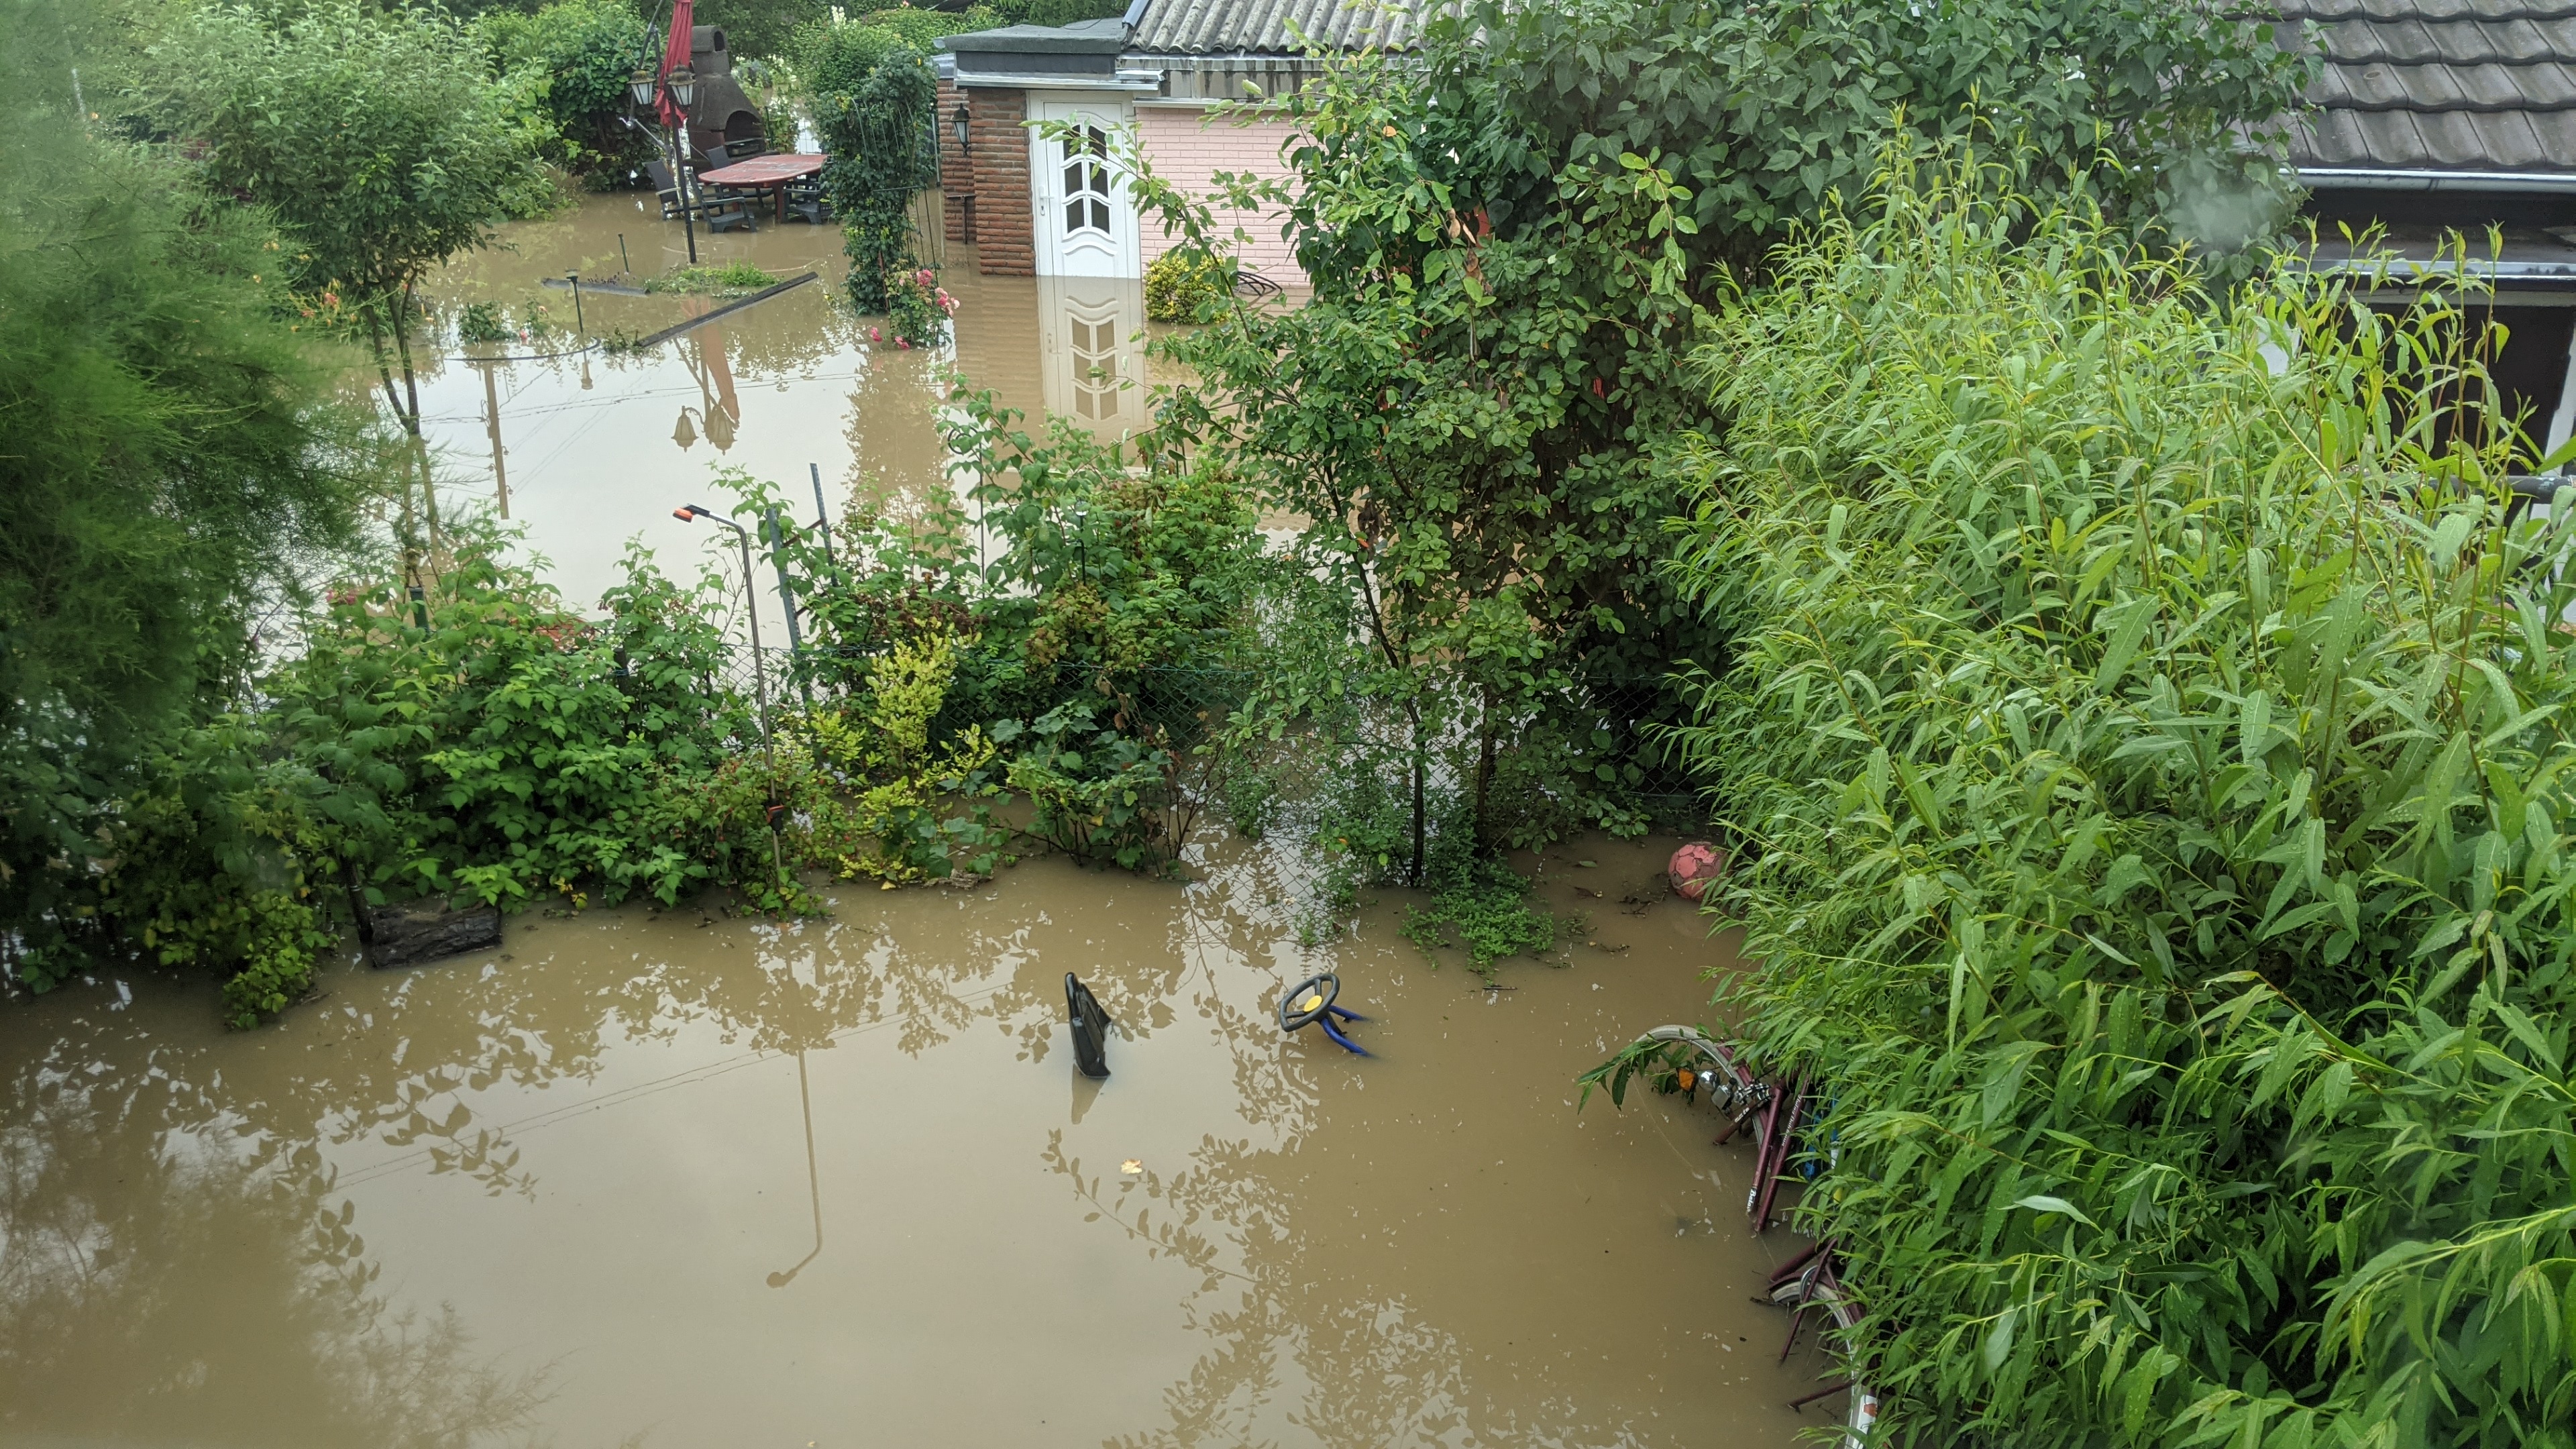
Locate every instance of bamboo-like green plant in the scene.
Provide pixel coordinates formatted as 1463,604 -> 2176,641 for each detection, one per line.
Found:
1665,152 -> 2576,1445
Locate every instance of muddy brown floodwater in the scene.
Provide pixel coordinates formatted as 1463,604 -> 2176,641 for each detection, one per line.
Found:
403,193 -> 1177,623
0,834 -> 1847,1447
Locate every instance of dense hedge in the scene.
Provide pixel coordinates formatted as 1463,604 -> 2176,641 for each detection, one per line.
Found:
478,0 -> 655,184
1672,163 -> 2576,1445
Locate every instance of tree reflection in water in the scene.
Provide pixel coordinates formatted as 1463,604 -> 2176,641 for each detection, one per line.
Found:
1,833 -> 1773,1444
0,1063 -> 551,1446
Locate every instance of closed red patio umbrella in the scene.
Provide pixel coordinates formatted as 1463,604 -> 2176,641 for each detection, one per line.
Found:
655,0 -> 694,131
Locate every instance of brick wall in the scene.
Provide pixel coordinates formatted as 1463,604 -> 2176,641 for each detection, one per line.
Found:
1135,105 -> 1305,284
936,78 -> 970,244
963,87 -> 1034,276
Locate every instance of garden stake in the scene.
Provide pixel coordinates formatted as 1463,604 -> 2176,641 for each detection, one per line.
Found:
672,502 -> 782,898
761,507 -> 812,708
1787,1382 -> 1854,1411
808,462 -> 843,592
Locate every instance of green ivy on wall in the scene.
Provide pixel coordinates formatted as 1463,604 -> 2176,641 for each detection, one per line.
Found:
798,22 -> 940,322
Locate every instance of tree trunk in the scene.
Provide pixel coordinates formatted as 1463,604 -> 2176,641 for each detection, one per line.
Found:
366,315 -> 425,590
1408,696 -> 1428,887
390,282 -> 426,437
390,284 -> 441,559
1473,684 -> 1498,851
368,898 -> 502,969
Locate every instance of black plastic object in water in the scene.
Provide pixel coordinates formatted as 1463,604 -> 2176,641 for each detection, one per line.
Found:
1277,973 -> 1371,1056
1065,973 -> 1113,1079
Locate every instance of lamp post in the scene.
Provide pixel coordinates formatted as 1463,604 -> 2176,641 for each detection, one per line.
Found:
633,61 -> 700,266
765,1047 -> 824,1288
673,504 -> 772,755
676,501 -> 786,892
672,403 -> 735,452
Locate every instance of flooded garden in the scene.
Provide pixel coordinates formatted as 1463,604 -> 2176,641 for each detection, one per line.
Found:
26,0 -> 2576,1439
402,193 -> 1163,619
0,115 -> 1885,1449
0,835 -> 1835,1446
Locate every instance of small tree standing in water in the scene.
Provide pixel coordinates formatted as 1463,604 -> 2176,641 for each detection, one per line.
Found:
142,1 -> 547,563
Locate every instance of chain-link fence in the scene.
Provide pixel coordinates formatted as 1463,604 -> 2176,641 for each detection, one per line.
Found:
704,641 -> 1711,837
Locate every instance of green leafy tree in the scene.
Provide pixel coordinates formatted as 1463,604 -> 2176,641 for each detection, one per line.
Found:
479,0 -> 655,184
1121,56 -> 1719,875
140,0 -> 548,557
796,20 -> 940,318
693,0 -> 824,61
1424,0 -> 2316,270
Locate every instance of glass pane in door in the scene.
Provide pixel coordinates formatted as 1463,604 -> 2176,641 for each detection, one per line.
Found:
1059,127 -> 1113,237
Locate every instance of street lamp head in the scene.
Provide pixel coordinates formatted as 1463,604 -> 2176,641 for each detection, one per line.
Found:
629,65 -> 657,109
668,64 -> 697,110
674,502 -> 737,528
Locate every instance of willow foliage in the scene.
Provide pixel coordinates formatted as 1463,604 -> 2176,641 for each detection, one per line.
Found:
1672,164 -> 2576,1445
0,121 -> 366,981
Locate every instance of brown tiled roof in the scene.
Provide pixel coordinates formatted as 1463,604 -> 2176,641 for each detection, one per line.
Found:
2282,0 -> 2576,174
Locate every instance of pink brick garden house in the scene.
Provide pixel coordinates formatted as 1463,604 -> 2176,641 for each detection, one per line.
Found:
934,0 -> 1417,286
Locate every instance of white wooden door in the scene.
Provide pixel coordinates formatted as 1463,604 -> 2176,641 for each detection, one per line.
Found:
1030,97 -> 1138,279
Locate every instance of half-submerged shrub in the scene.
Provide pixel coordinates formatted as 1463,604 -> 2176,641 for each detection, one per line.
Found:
1144,250 -> 1225,323
1668,158 -> 2576,1446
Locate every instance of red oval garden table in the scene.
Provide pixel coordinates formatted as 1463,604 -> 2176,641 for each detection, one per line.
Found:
698,154 -> 826,221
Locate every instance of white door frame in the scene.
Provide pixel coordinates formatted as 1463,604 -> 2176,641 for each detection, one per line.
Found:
1029,93 -> 1140,280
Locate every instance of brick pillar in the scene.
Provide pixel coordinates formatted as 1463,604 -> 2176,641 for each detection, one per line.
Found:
965,87 -> 1034,276
936,77 -> 971,244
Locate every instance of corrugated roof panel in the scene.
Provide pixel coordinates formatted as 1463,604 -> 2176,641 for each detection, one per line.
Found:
1128,0 -> 1419,56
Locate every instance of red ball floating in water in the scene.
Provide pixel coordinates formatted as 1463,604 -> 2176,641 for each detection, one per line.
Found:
1668,841 -> 1728,902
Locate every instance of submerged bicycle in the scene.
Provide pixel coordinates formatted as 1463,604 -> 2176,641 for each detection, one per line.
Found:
1583,1024 -> 1878,1446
